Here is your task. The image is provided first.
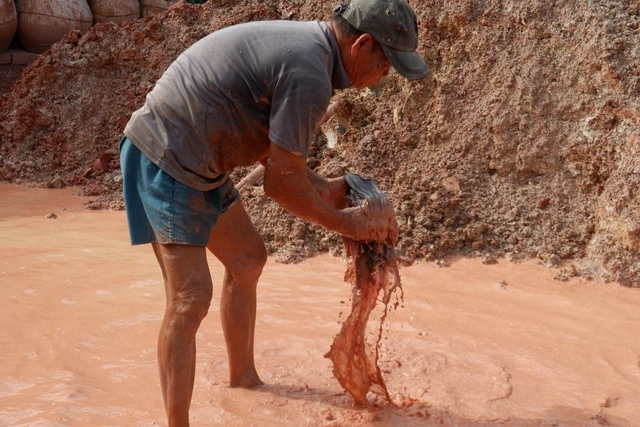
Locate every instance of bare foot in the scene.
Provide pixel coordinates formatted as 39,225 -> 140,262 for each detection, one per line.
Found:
229,371 -> 264,388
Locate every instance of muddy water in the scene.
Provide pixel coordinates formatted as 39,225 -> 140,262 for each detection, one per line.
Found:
1,183 -> 639,426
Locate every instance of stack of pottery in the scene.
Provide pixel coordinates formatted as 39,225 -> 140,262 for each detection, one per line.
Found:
139,0 -> 180,18
0,0 -> 17,53
88,0 -> 140,24
15,0 -> 93,53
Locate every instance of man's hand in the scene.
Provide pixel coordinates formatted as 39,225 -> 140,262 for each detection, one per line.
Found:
341,174 -> 399,244
317,176 -> 349,209
341,200 -> 398,244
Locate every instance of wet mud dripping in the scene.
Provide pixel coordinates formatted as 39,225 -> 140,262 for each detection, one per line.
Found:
325,238 -> 403,405
325,175 -> 403,405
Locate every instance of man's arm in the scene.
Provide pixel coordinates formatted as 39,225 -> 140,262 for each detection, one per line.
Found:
261,142 -> 390,242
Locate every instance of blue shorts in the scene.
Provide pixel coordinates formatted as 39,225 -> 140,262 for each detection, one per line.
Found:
119,137 -> 240,246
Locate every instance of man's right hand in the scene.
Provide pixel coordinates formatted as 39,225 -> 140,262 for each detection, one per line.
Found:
341,202 -> 398,243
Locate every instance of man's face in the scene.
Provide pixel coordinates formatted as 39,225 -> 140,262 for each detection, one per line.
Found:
348,36 -> 392,89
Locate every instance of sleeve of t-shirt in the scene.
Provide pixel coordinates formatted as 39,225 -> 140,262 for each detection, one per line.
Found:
268,70 -> 332,158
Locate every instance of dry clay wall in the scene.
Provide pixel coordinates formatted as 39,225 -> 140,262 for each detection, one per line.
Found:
0,0 -> 638,285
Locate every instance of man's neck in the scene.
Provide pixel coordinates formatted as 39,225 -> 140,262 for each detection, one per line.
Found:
326,20 -> 356,84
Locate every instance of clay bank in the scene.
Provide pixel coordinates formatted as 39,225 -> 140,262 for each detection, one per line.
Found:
0,0 -> 639,286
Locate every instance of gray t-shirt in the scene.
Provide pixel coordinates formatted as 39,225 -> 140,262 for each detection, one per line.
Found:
124,20 -> 350,190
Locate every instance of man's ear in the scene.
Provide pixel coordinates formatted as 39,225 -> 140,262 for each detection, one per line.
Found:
350,33 -> 374,57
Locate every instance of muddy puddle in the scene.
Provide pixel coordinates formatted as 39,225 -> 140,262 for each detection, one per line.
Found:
1,184 -> 639,426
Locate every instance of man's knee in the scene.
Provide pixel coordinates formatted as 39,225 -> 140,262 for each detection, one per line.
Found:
169,282 -> 213,328
229,244 -> 268,284
242,243 -> 268,278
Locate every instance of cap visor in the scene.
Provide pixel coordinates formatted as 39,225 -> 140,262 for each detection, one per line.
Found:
381,45 -> 430,80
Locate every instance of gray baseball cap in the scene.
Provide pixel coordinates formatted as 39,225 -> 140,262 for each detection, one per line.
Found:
337,0 -> 430,80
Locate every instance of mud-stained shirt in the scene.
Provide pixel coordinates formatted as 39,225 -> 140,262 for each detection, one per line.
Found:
124,20 -> 350,191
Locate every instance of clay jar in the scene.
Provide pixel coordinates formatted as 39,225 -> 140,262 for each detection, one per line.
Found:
0,0 -> 18,53
140,0 -> 180,18
15,0 -> 93,54
88,0 -> 140,24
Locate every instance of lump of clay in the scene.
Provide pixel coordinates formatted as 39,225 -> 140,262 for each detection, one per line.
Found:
0,0 -> 17,53
15,0 -> 93,54
139,0 -> 180,18
87,0 -> 140,24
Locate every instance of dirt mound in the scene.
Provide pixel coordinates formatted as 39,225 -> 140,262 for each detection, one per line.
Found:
1,0 -> 639,285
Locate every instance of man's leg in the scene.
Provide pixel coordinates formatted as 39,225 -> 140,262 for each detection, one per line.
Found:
207,201 -> 267,387
152,242 -> 213,427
